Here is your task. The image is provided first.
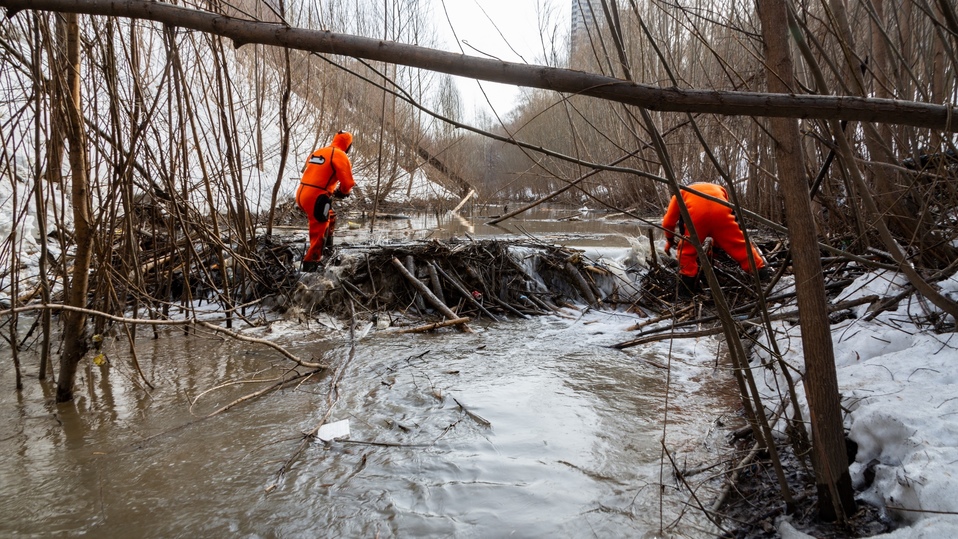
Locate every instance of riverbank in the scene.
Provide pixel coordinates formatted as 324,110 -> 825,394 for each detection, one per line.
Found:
723,269 -> 958,538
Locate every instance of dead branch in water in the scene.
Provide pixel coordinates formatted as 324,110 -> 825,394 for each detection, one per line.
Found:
391,257 -> 472,332
453,397 -> 492,427
1,303 -> 322,369
196,368 -> 324,418
397,317 -> 471,333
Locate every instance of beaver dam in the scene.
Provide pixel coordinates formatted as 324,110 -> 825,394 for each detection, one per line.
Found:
276,238 -> 644,330
268,234 -> 805,332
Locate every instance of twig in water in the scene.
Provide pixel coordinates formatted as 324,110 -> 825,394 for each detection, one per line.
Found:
453,397 -> 491,427
201,369 -> 322,418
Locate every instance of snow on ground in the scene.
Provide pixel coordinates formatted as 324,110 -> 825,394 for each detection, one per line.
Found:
753,269 -> 958,538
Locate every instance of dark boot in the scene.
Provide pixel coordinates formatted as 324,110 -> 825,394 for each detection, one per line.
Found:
678,274 -> 699,298
301,260 -> 321,273
322,234 -> 334,258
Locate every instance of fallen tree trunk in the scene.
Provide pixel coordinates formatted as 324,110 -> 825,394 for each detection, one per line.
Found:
6,0 -> 956,131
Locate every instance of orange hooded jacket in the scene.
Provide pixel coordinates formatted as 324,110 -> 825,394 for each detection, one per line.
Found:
296,131 -> 356,263
298,131 -> 355,196
662,182 -> 765,277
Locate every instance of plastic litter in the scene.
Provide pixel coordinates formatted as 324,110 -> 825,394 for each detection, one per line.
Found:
317,419 -> 350,442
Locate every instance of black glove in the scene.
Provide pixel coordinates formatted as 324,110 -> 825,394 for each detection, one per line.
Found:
332,188 -> 348,199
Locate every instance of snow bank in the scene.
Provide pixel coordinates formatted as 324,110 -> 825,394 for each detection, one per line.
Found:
755,270 -> 958,536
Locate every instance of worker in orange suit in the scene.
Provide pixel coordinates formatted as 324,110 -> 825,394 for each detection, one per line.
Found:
296,130 -> 355,272
662,182 -> 769,293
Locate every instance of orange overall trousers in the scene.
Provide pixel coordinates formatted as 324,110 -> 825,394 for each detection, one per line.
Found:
662,183 -> 766,278
295,132 -> 354,264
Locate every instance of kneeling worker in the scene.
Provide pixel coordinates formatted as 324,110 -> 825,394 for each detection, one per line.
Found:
662,182 -> 769,293
296,130 -> 355,272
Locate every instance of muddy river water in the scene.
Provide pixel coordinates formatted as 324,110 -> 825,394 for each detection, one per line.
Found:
1,208 -> 742,537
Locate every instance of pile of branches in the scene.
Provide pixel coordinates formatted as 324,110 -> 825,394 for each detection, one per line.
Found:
133,234 -> 300,309
281,238 -> 628,327
89,194 -> 304,319
639,237 -> 789,312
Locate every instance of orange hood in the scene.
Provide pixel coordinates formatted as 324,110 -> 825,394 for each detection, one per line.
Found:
332,131 -> 353,153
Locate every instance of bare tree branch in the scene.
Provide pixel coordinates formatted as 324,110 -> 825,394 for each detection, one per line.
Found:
3,0 -> 956,131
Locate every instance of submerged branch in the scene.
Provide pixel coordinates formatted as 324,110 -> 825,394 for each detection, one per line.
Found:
1,303 -> 323,369
198,368 -> 323,418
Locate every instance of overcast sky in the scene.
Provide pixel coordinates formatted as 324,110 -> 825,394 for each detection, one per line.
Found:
430,0 -> 570,120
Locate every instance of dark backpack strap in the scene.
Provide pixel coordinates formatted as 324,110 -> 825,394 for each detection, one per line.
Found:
329,147 -> 337,181
313,193 -> 332,223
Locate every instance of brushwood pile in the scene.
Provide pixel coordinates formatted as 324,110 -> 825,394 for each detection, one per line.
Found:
271,235 -> 800,327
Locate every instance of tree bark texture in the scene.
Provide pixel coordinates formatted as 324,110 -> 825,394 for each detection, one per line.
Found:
2,0 -> 956,132
756,0 -> 856,521
55,12 -> 94,403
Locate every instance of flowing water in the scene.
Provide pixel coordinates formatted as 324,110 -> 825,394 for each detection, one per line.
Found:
1,208 -> 742,537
